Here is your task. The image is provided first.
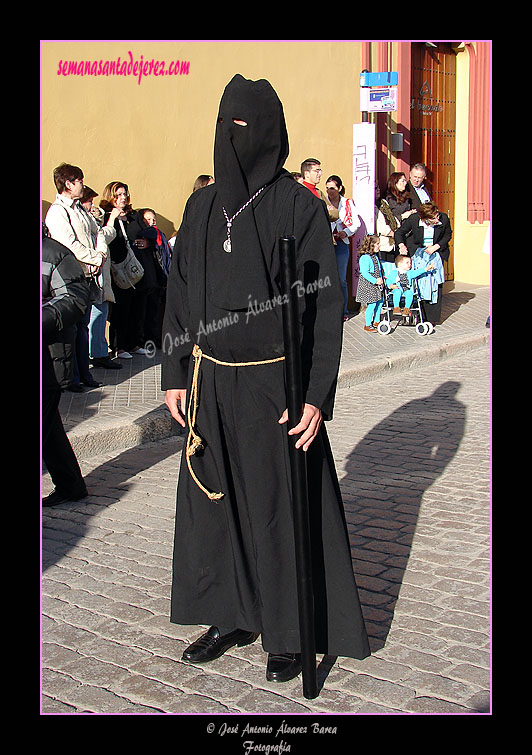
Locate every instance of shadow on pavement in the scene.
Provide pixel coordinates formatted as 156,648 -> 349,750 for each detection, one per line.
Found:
43,382 -> 466,667
340,380 -> 466,652
42,428 -> 184,572
439,291 -> 476,324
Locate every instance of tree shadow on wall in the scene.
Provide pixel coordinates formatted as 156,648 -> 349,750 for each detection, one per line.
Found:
339,380 -> 466,652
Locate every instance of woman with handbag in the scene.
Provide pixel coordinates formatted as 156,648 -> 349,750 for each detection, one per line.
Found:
80,186 -> 123,370
385,172 -> 417,225
100,181 -> 146,359
325,175 -> 361,321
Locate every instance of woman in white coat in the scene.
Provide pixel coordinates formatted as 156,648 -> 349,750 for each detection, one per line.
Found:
326,175 -> 361,321
80,186 -> 123,369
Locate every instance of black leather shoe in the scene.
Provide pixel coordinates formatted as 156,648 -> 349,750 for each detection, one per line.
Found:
42,488 -> 88,507
66,383 -> 84,392
181,626 -> 258,664
92,357 -> 123,370
81,377 -> 103,388
266,652 -> 302,682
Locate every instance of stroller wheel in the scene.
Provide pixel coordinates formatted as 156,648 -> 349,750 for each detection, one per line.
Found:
377,321 -> 392,335
415,322 -> 431,336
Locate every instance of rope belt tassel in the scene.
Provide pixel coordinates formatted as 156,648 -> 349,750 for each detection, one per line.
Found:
186,344 -> 285,502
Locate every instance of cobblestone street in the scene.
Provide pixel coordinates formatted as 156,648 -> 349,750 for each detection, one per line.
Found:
42,343 -> 491,717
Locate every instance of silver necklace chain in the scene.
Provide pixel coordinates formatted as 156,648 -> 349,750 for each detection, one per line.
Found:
222,185 -> 266,253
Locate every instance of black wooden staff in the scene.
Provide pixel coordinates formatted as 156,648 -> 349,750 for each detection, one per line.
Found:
279,235 -> 318,700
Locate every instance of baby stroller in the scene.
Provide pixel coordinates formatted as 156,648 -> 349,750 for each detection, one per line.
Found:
375,258 -> 434,336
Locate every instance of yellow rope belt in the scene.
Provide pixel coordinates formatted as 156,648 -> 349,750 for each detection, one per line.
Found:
186,343 -> 285,502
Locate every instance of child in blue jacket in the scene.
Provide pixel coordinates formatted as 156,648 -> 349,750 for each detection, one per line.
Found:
355,235 -> 385,332
387,254 -> 435,315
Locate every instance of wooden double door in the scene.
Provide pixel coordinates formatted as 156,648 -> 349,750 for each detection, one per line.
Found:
410,42 -> 457,280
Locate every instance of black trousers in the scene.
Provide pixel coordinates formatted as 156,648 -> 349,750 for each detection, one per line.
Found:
143,286 -> 165,346
421,283 -> 444,324
109,285 -> 144,353
42,388 -> 86,496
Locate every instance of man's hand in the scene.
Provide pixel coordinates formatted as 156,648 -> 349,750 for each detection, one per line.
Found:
279,403 -> 322,452
165,389 -> 187,427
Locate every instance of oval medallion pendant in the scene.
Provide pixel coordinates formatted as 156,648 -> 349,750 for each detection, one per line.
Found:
223,239 -> 232,254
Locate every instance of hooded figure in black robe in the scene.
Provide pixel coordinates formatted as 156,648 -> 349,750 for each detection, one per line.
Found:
162,75 -> 370,664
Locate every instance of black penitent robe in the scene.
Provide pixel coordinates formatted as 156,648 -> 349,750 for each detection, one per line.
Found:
161,172 -> 370,659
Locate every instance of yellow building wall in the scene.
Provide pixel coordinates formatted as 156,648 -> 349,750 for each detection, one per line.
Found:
452,45 -> 491,286
42,40 -> 366,239
42,40 -> 490,286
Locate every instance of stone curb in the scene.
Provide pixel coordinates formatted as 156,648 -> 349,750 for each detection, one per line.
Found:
67,331 -> 489,460
337,331 -> 490,389
68,407 -> 182,460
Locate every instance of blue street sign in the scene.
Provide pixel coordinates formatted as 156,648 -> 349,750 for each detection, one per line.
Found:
360,71 -> 398,87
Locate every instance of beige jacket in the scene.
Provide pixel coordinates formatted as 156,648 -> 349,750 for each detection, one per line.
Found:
46,194 -> 117,302
45,194 -> 108,274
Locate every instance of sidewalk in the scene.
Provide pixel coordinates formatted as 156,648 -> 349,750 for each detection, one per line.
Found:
58,281 -> 490,461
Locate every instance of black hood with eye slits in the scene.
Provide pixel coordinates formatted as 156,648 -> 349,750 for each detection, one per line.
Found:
214,74 -> 289,215
208,75 -> 290,311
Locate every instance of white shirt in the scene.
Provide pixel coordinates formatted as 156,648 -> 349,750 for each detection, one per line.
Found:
330,196 -> 361,244
419,217 -> 441,247
413,183 -> 430,204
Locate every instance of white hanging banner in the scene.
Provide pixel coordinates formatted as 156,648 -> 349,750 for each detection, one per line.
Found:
352,123 -> 375,235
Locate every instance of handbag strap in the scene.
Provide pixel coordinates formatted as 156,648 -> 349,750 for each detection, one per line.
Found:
379,198 -> 399,231
118,218 -> 135,255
